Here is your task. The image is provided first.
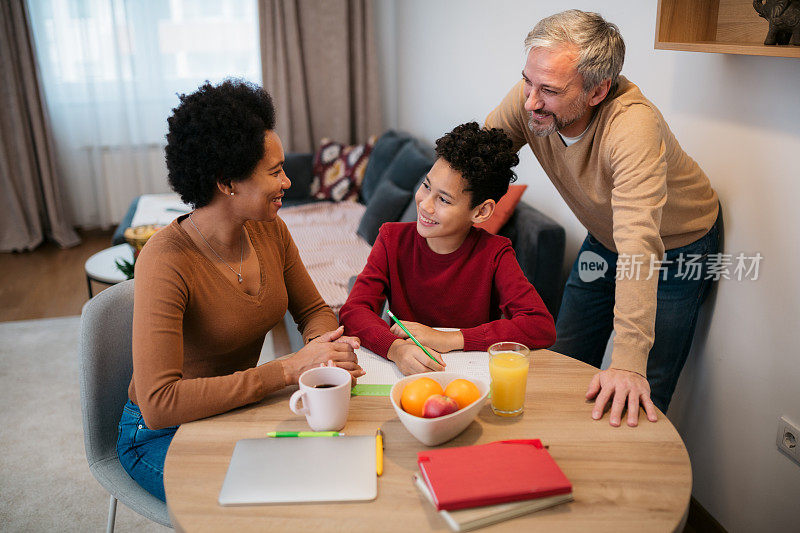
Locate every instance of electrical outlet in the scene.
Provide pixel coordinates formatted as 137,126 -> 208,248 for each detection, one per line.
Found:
776,416 -> 800,465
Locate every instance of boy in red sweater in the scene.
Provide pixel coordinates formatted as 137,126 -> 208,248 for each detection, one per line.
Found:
339,122 -> 556,375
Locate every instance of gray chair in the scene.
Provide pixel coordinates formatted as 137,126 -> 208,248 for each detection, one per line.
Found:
79,280 -> 171,532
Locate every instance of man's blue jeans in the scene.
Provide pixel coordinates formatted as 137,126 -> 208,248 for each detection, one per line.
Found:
117,400 -> 178,502
551,212 -> 722,413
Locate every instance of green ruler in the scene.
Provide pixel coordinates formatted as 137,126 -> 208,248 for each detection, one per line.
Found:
351,384 -> 392,397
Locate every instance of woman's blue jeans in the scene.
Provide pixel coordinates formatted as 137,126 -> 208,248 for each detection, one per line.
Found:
551,211 -> 722,413
117,400 -> 178,502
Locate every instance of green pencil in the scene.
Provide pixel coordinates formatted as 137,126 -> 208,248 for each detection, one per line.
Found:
386,310 -> 442,366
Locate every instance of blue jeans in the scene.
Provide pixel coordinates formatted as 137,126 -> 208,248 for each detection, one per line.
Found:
551,211 -> 722,413
117,400 -> 178,502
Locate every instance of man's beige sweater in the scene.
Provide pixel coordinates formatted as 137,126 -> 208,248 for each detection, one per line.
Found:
486,76 -> 718,376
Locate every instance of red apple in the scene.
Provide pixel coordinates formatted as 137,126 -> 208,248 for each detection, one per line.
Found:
422,394 -> 459,418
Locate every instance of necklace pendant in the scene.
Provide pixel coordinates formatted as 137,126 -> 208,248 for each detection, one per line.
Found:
237,274 -> 243,283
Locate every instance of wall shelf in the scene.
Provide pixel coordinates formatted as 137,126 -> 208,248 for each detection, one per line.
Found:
655,0 -> 800,58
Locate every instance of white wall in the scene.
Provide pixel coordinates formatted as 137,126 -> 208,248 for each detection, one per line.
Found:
375,1 -> 800,530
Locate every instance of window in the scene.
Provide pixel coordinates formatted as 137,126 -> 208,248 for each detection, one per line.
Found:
27,0 -> 262,226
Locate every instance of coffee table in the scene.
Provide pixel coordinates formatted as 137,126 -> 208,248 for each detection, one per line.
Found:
84,244 -> 134,297
164,350 -> 692,532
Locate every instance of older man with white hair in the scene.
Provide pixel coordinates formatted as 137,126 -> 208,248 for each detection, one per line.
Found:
486,10 -> 721,427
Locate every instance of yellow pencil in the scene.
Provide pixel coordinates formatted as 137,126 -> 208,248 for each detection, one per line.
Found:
376,429 -> 384,476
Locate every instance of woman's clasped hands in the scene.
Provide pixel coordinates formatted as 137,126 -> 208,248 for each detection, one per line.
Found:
281,326 -> 365,385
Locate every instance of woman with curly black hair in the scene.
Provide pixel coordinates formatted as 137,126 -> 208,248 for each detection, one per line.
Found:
117,79 -> 363,502
340,122 -> 556,375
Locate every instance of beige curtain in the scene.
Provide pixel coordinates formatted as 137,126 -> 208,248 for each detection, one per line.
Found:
259,0 -> 382,153
0,1 -> 79,252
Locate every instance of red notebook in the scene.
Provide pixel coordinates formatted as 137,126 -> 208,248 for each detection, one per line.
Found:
416,439 -> 572,511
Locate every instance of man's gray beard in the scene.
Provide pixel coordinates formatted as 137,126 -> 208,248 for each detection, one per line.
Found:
527,91 -> 590,137
528,109 -> 584,137
528,113 -> 557,137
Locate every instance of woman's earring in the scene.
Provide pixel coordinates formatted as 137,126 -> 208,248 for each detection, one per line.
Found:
230,192 -> 234,196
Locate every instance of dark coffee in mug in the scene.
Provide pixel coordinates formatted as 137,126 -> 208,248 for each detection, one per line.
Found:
291,365 -> 351,431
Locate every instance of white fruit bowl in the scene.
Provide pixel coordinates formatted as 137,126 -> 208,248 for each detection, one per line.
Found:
389,372 -> 490,446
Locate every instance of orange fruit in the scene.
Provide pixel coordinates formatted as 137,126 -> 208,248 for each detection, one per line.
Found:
400,377 -> 444,417
444,379 -> 481,410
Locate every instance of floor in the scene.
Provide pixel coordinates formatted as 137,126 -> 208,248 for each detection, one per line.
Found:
0,229 -> 115,322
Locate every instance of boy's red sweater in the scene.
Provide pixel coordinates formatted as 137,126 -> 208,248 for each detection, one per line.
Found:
339,222 -> 556,358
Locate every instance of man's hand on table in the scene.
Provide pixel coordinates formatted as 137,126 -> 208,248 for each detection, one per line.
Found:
586,368 -> 659,427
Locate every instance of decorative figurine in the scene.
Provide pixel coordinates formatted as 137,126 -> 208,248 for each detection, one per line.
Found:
753,0 -> 800,45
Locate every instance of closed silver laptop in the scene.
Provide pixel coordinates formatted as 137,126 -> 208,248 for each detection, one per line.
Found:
218,435 -> 377,506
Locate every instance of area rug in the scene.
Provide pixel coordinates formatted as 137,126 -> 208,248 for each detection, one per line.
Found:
0,316 -> 273,532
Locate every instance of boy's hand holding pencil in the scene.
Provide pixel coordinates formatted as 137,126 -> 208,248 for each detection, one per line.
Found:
386,310 -> 447,375
387,339 -> 446,375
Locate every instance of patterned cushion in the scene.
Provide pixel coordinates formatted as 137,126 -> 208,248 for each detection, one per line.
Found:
310,136 -> 376,202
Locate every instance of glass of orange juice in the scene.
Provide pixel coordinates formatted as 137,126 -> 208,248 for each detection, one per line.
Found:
488,342 -> 530,417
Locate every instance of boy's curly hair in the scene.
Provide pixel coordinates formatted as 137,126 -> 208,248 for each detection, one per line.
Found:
434,122 -> 519,208
165,79 -> 275,208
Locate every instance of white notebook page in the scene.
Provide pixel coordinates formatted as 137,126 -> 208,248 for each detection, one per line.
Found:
356,347 -> 490,385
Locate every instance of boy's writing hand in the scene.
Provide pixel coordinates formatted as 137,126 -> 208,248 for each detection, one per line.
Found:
387,339 -> 445,375
389,322 -> 464,353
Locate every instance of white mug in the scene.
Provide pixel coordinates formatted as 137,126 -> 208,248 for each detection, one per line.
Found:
289,366 -> 351,431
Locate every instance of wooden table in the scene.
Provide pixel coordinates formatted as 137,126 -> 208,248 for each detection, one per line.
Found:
164,350 -> 691,532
